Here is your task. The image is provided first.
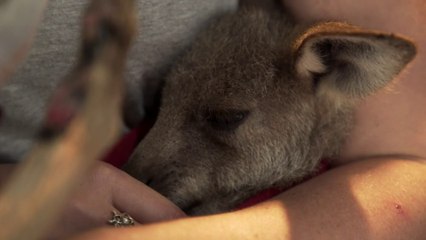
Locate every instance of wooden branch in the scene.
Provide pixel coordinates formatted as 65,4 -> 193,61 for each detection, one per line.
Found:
0,0 -> 48,83
0,1 -> 137,240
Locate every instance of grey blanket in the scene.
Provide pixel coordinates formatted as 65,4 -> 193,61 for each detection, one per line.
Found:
0,0 -> 237,162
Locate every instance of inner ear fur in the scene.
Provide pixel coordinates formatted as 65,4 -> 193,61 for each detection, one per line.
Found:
293,22 -> 417,101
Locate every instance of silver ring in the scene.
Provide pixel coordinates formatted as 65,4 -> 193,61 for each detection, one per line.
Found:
108,210 -> 135,227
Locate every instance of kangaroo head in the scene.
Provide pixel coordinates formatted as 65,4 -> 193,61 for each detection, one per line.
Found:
124,9 -> 416,215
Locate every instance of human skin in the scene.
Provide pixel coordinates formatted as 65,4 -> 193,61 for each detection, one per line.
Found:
47,162 -> 185,239
72,158 -> 426,240
70,0 -> 426,239
0,162 -> 185,240
283,0 -> 426,164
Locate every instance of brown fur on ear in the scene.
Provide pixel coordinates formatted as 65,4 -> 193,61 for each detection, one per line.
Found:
293,22 -> 417,101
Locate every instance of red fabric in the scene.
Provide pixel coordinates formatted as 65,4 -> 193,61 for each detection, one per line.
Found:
102,119 -> 329,209
235,188 -> 284,210
102,119 -> 155,168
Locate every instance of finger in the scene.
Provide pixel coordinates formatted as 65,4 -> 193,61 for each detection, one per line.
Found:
109,165 -> 186,224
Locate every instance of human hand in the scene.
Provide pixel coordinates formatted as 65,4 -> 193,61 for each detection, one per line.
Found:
46,161 -> 186,240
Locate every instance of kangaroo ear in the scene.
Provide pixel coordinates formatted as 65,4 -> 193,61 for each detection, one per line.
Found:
293,22 -> 416,100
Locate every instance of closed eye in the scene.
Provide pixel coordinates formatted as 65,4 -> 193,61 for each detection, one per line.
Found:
204,109 -> 250,131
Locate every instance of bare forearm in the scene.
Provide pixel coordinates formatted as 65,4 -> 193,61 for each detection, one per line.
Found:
268,158 -> 426,239
72,158 -> 426,240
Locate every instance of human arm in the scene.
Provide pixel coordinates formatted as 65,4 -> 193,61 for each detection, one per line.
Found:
0,162 -> 185,240
71,157 -> 426,240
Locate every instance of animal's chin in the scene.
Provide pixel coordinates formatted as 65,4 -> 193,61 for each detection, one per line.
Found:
148,182 -> 206,214
162,193 -> 209,216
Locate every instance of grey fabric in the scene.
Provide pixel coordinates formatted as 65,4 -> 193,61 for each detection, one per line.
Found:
0,0 -> 238,162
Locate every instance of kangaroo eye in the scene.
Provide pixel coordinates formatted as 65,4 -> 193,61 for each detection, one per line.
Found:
205,110 -> 249,131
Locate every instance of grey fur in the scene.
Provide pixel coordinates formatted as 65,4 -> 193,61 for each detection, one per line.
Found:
124,6 -> 416,215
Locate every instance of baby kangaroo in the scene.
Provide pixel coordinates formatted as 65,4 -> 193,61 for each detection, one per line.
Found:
124,4 -> 416,215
